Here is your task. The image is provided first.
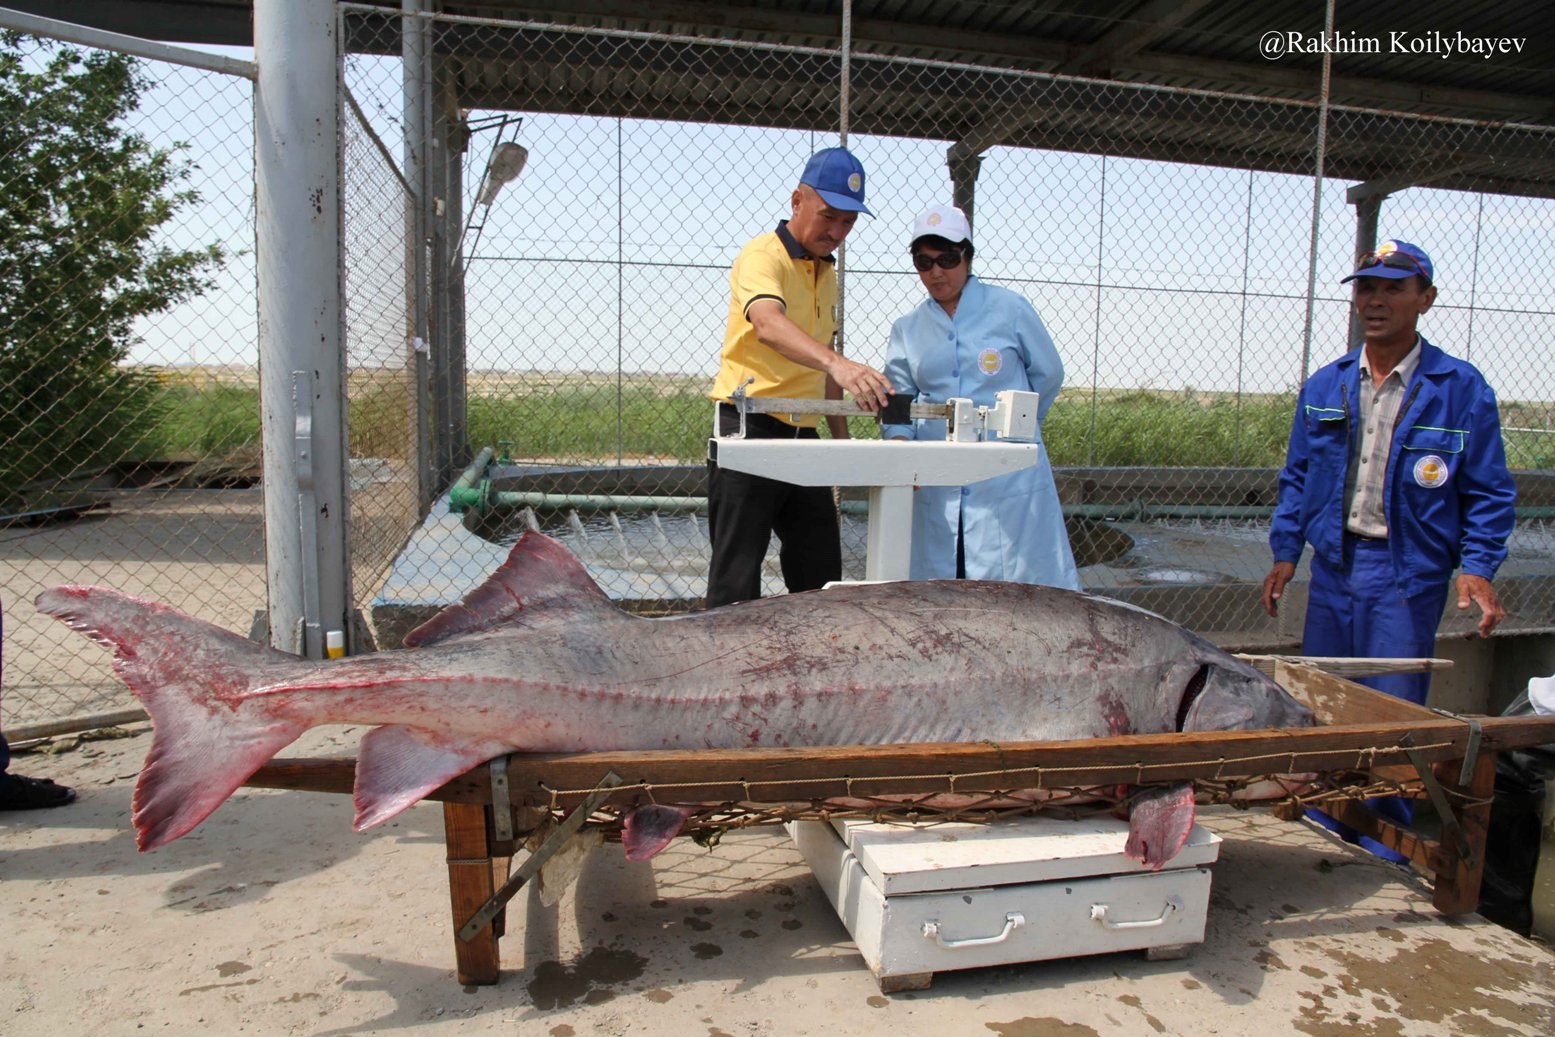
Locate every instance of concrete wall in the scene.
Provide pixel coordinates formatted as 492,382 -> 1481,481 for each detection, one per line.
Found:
1431,633 -> 1555,716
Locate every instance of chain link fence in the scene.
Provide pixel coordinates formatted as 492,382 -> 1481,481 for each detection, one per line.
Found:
0,32 -> 259,730
340,82 -> 423,633
4,9 -> 1553,730
348,10 -> 1555,649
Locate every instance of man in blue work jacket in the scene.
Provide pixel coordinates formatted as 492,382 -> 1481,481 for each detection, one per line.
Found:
1261,239 -> 1517,863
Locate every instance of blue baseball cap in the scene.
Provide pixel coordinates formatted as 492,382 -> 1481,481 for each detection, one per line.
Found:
1341,239 -> 1434,285
799,147 -> 872,215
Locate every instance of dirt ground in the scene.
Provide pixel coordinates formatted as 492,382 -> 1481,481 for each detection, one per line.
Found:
0,487 -> 268,729
3,733 -> 1554,1036
2,489 -> 1554,1035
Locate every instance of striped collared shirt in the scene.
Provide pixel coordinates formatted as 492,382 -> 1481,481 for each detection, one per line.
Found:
1345,338 -> 1422,537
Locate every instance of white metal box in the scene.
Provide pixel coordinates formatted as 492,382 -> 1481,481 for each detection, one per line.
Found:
790,814 -> 1221,992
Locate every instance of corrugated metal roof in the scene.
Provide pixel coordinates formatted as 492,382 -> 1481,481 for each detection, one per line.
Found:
444,0 -> 1555,121
29,0 -> 1555,119
24,0 -> 1555,195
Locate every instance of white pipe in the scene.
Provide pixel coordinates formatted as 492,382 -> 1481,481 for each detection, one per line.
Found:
0,5 -> 255,78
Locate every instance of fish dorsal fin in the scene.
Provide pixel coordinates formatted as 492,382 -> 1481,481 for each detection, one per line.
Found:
402,530 -> 621,647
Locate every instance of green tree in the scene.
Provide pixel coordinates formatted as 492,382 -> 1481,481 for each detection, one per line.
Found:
0,34 -> 224,507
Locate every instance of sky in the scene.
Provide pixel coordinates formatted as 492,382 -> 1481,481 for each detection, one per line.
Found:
93,40 -> 1555,412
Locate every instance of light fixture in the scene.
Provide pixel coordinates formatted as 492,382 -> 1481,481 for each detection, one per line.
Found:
459,114 -> 527,262
476,141 -> 528,205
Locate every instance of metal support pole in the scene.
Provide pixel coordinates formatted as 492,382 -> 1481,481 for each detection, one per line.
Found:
0,7 -> 254,77
1348,193 -> 1384,350
1297,0 -> 1336,385
403,0 -> 435,510
838,0 -> 851,144
834,0 -> 852,360
255,0 -> 350,659
433,64 -> 470,475
948,151 -> 983,235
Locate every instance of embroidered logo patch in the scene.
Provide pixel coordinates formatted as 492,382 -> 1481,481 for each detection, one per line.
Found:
926,211 -> 943,226
1413,454 -> 1449,488
847,172 -> 862,192
978,347 -> 1003,375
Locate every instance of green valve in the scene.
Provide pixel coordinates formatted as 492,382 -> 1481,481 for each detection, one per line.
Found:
448,480 -> 493,515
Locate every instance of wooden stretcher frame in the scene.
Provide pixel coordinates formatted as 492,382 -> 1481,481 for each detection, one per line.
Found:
245,661 -> 1555,985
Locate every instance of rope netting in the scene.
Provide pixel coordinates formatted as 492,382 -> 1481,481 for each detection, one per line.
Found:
509,737 -> 1486,845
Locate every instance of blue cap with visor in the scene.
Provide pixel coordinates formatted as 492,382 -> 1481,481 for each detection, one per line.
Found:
1341,239 -> 1433,285
799,147 -> 872,215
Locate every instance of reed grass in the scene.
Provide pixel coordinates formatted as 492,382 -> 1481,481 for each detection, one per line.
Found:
134,370 -> 1553,470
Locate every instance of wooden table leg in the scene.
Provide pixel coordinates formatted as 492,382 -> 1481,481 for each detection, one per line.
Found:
1429,751 -> 1496,915
444,800 -> 502,984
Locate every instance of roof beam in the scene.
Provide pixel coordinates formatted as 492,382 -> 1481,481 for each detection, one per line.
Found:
947,105 -> 1046,164
458,1 -> 1552,121
1121,51 -> 1554,123
23,1 -> 1554,123
1055,0 -> 1216,76
1,0 -> 254,46
1345,161 -> 1487,204
443,0 -> 1068,65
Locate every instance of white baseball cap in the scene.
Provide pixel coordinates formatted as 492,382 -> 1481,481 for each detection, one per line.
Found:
910,204 -> 972,248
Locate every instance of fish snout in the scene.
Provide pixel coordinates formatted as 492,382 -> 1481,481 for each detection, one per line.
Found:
1182,664 -> 1317,733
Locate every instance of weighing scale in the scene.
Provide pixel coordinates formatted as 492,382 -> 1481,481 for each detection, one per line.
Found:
716,386 -> 1222,991
714,385 -> 1043,582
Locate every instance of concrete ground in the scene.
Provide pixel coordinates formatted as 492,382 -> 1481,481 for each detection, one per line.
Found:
3,487 -> 1554,1035
2,724 -> 1553,1036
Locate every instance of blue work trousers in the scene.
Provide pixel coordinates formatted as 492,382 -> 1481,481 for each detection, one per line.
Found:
1302,536 -> 1448,863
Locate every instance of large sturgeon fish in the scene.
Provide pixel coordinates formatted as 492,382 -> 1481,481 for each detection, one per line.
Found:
36,531 -> 1314,867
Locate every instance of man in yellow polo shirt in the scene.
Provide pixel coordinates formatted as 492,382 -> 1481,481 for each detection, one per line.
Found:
705,147 -> 892,608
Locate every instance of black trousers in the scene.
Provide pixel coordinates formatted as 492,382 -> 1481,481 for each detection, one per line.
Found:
705,406 -> 841,608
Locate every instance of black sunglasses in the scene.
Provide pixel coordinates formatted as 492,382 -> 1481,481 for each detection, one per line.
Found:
912,249 -> 964,272
1355,249 -> 1431,283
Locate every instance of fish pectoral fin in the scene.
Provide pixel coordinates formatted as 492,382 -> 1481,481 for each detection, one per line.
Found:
1123,782 -> 1197,871
621,804 -> 696,861
352,725 -> 512,830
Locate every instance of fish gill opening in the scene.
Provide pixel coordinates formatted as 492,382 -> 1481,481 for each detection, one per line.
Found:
1175,664 -> 1211,732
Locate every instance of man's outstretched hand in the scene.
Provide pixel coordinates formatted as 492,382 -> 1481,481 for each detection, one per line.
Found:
1456,573 -> 1505,638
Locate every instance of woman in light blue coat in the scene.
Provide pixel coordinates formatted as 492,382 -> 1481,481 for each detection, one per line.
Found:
882,204 -> 1079,589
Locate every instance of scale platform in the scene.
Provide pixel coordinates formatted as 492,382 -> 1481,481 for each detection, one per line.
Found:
789,814 -> 1221,992
713,438 -> 1039,581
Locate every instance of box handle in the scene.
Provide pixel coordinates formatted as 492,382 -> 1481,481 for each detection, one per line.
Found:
921,912 -> 1025,949
1090,896 -> 1182,930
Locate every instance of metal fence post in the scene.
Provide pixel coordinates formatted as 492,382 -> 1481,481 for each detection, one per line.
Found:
255,0 -> 351,658
402,0 -> 436,510
434,67 -> 470,476
1346,191 -> 1385,350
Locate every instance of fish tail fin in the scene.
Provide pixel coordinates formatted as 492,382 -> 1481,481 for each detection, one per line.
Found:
35,585 -> 310,850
